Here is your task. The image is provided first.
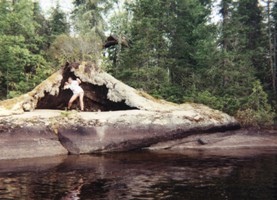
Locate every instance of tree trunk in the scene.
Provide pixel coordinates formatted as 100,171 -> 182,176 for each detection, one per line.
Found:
267,0 -> 276,93
221,0 -> 230,87
272,1 -> 277,92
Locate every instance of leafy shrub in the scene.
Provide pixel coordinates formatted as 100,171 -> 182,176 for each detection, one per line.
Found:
48,34 -> 102,64
236,108 -> 274,128
235,81 -> 275,127
183,90 -> 225,111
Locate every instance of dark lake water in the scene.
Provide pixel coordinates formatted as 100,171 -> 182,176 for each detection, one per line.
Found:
0,148 -> 277,200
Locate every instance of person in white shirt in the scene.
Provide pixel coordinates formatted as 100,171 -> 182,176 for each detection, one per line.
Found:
64,77 -> 84,111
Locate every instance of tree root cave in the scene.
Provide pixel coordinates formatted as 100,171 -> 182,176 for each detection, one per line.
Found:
36,64 -> 136,111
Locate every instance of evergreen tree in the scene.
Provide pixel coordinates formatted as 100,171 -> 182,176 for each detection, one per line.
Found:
0,0 -> 51,99
71,0 -> 113,64
49,4 -> 70,36
33,1 -> 52,50
237,0 -> 263,51
72,0 -> 111,38
236,0 -> 269,91
109,0 -> 215,102
168,0 -> 214,89
273,2 -> 277,94
219,0 -> 232,51
107,0 -> 175,98
267,0 -> 277,94
190,0 -> 259,114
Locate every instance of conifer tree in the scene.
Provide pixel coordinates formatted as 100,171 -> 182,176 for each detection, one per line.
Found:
273,2 -> 277,93
71,0 -> 113,63
72,0 -> 111,38
0,0 -> 51,99
49,4 -> 70,36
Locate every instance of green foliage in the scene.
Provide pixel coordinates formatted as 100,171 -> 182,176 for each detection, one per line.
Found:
60,110 -> 74,118
236,81 -> 275,127
182,90 -> 244,115
152,84 -> 184,103
48,34 -> 102,64
0,35 -> 51,98
183,91 -> 225,111
0,0 -> 53,99
108,0 -> 217,104
108,66 -> 175,98
63,0 -> 114,66
49,5 -> 70,36
181,81 -> 276,127
236,108 -> 275,128
0,0 -> 276,127
101,0 -> 276,127
72,0 -> 112,38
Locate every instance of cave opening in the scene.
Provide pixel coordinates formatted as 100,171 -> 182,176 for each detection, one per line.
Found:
36,64 -> 137,112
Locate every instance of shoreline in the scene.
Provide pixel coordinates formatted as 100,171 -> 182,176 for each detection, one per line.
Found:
1,110 -> 276,160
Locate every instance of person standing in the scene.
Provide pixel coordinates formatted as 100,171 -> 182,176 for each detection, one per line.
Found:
64,77 -> 84,111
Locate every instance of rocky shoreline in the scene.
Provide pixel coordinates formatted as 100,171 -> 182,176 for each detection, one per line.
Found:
148,128 -> 277,151
0,62 -> 276,160
0,109 -> 276,160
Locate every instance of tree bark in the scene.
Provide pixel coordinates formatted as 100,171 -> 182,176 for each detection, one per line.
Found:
267,0 -> 276,93
273,24 -> 277,92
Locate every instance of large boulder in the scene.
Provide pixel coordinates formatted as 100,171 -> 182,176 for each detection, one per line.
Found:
0,62 -> 240,159
57,109 -> 239,154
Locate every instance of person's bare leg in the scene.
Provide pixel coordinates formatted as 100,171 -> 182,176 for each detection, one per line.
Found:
79,92 -> 84,111
68,94 -> 79,109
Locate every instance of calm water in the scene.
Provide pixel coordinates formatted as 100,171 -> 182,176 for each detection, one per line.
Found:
0,149 -> 277,200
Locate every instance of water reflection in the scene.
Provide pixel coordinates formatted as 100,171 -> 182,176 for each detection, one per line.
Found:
57,178 -> 83,200
0,149 -> 276,200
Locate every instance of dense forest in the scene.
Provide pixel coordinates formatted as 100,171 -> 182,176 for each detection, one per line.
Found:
0,0 -> 276,127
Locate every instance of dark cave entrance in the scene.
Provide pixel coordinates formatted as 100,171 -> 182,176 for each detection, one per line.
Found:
36,64 -> 136,111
